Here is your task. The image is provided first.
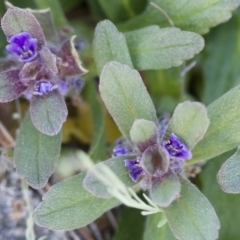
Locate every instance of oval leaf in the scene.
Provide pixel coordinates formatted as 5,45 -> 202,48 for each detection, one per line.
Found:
34,173 -> 119,230
83,156 -> 135,199
119,0 -> 240,35
99,61 -> 158,140
164,176 -> 220,240
150,172 -> 181,207
14,112 -> 61,188
93,20 -> 133,74
0,69 -> 27,102
167,101 -> 209,150
217,148 -> 240,193
1,7 -> 45,47
30,90 -> 68,136
125,26 -> 204,70
190,85 -> 240,163
130,119 -> 158,152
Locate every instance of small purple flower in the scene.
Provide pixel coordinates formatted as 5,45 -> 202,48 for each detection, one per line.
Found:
112,138 -> 132,157
6,32 -> 38,62
163,133 -> 192,160
58,80 -> 69,96
125,157 -> 144,182
33,81 -> 57,96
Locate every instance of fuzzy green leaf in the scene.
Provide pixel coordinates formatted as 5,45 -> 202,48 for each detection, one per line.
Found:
167,101 -> 209,150
130,119 -> 158,152
190,85 -> 240,163
119,0 -> 240,34
30,90 -> 68,136
34,173 -> 119,230
99,61 -> 158,140
150,172 -> 180,207
217,148 -> 240,193
14,113 -> 61,188
125,26 -> 204,70
83,156 -> 135,198
93,20 -> 133,74
164,177 -> 220,240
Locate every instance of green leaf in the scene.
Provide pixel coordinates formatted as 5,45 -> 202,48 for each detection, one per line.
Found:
14,113 -> 61,189
114,207 -> 145,240
190,85 -> 240,163
150,172 -> 181,207
200,151 -> 240,239
33,173 -> 119,230
143,214 -> 176,240
33,0 -> 68,27
118,0 -> 240,34
99,61 -> 158,140
29,8 -> 59,44
130,119 -> 158,152
164,177 -> 220,240
30,90 -> 68,136
167,101 -> 209,150
97,0 -> 147,23
1,7 -> 45,47
217,148 -> 240,193
93,20 -> 133,74
125,26 -> 204,70
202,15 -> 240,105
83,156 -> 135,198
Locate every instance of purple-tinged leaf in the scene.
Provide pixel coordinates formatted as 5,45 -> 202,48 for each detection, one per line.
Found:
14,112 -> 61,189
30,90 -> 68,135
59,36 -> 87,77
39,47 -> 58,74
141,146 -> 170,176
19,60 -> 42,80
150,171 -> 181,207
130,119 -> 158,153
1,7 -> 45,47
0,69 -> 27,102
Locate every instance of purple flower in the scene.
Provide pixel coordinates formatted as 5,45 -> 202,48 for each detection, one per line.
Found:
163,133 -> 192,160
112,138 -> 132,157
125,157 -> 144,182
33,81 -> 57,96
58,80 -> 69,96
6,32 -> 38,62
